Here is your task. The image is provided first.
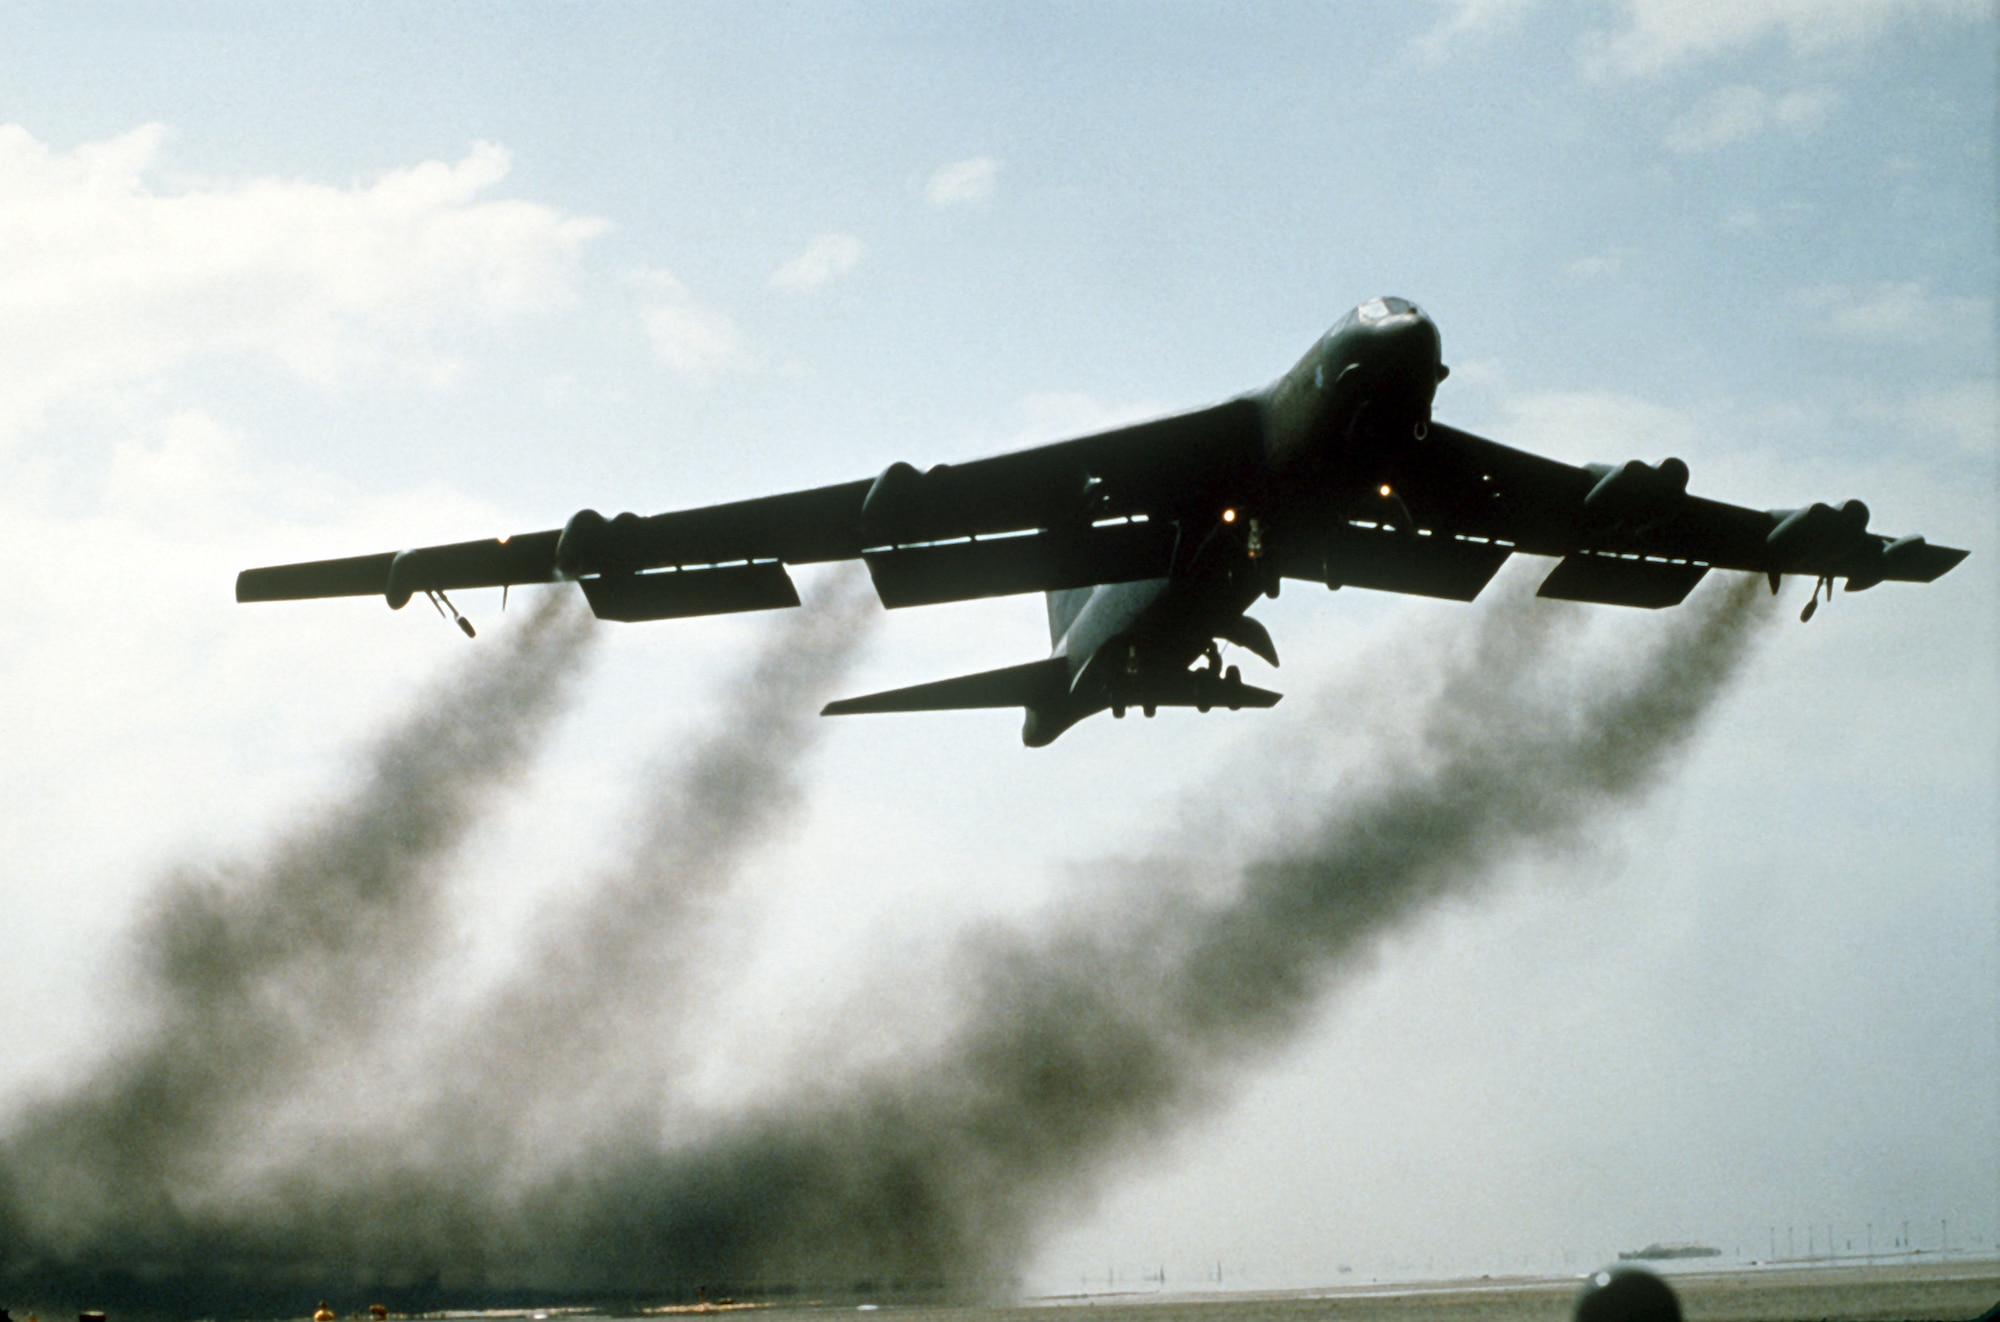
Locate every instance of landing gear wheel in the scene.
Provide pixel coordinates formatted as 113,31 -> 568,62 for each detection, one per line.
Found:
1225,664 -> 1242,711
1143,704 -> 1156,718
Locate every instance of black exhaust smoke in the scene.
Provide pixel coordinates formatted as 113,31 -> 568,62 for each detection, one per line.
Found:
477,575 -> 1776,1299
0,574 -> 1773,1312
0,587 -> 598,1311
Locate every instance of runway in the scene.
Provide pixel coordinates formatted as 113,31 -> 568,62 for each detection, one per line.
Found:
1012,1260 -> 2000,1322
588,1259 -> 1999,1322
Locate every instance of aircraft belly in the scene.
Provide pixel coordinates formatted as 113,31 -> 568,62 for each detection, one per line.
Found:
1054,579 -> 1172,679
1057,567 -> 1268,694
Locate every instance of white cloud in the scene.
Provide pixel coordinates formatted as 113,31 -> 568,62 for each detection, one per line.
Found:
643,303 -> 748,380
1412,0 -> 1539,59
767,232 -> 863,294
1586,0 -> 1985,79
1796,281 -> 1991,345
0,402 -> 544,1083
1663,84 -> 1837,153
637,268 -> 750,380
1565,249 -> 1625,279
924,156 -> 999,208
0,124 -> 608,441
1012,391 -> 1161,444
1860,380 -> 2000,460
1496,388 -> 1708,465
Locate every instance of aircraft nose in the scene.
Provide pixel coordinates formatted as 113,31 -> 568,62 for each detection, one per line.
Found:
1374,309 -> 1443,390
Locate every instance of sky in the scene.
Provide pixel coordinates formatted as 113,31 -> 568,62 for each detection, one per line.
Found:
0,0 -> 1994,1302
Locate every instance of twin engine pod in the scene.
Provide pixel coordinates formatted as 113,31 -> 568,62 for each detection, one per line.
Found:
379,505 -> 801,627
860,458 -> 1110,548
384,548 -> 423,610
552,508 -> 800,620
1582,456 -> 1690,526
1765,499 -> 1871,564
555,506 -> 649,578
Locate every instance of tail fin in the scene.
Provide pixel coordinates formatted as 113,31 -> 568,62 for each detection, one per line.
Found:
823,658 -> 1068,716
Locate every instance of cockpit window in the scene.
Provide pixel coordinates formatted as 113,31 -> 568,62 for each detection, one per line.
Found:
1359,296 -> 1419,322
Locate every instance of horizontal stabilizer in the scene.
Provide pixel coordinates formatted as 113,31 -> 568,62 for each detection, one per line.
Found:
823,658 -> 1068,715
1130,670 -> 1282,709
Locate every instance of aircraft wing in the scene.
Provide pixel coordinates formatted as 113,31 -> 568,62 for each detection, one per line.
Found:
1277,421 -> 1967,609
236,397 -> 1266,619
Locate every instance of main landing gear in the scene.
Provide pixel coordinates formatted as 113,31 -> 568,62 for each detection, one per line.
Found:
1108,644 -> 1246,718
1193,645 -> 1244,714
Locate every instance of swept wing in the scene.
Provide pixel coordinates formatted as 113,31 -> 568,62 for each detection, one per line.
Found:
1274,422 -> 1965,610
237,398 -> 1266,619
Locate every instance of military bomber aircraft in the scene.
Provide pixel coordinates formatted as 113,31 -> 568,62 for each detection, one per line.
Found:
238,297 -> 1967,746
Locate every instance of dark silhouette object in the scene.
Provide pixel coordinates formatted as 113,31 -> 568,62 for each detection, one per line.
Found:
78,1312 -> 106,1322
237,297 -> 1967,745
1576,1268 -> 1682,1322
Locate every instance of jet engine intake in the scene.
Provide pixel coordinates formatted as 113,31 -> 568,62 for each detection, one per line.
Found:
860,461 -> 926,546
1766,499 -> 1870,566
1583,457 -> 1690,526
384,549 -> 421,610
555,508 -> 608,578
555,508 -> 647,578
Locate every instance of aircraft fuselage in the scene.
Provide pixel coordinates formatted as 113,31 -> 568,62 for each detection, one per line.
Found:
1022,298 -> 1448,744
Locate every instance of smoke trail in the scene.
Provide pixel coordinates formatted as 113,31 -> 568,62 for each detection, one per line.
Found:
0,574 -> 1776,1314
164,573 -> 892,1303
438,568 -> 882,1160
0,575 -> 880,1314
0,590 -> 596,1298
490,575 -> 1775,1299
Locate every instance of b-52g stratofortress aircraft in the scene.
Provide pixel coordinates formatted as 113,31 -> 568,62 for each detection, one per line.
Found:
239,297 -> 1967,746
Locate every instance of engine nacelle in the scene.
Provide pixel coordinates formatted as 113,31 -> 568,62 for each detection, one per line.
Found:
1583,457 -> 1690,526
385,549 -> 420,609
555,508 -> 646,578
859,461 -> 924,546
555,508 -> 608,578
1766,499 -> 1869,565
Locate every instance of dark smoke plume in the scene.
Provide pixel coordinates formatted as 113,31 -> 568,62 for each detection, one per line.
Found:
432,569 -> 883,1161
0,574 -> 1773,1313
487,575 -> 1775,1299
0,590 -> 597,1305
